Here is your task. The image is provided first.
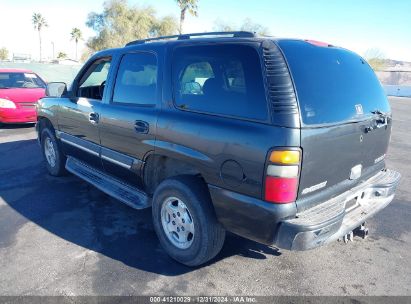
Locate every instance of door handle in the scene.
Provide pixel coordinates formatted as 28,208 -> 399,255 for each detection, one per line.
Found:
134,120 -> 149,134
89,112 -> 99,124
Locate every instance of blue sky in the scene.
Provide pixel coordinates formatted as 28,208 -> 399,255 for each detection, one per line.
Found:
1,0 -> 410,61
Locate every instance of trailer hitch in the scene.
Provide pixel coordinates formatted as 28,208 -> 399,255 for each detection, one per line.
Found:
341,231 -> 354,243
338,223 -> 369,244
353,222 -> 369,239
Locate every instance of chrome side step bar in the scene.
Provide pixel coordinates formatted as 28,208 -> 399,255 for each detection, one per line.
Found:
66,157 -> 150,209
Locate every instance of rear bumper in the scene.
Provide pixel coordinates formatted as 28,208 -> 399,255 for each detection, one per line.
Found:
276,169 -> 401,250
0,108 -> 37,123
209,169 -> 400,249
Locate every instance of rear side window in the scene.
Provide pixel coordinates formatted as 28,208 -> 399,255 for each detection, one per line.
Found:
278,40 -> 390,125
173,44 -> 267,120
113,52 -> 157,105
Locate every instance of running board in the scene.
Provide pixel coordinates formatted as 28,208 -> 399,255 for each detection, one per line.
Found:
66,157 -> 150,209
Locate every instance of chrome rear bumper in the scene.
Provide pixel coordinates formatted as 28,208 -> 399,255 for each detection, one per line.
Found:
275,169 -> 401,250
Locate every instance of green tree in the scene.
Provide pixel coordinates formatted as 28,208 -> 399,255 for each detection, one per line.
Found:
32,13 -> 48,62
85,0 -> 178,52
175,0 -> 198,34
0,47 -> 9,61
213,18 -> 270,36
70,28 -> 83,61
364,48 -> 386,71
57,52 -> 68,60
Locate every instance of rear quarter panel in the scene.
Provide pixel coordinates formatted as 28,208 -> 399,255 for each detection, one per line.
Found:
156,108 -> 300,198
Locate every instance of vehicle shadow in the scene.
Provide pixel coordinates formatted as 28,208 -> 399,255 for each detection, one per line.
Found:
0,138 -> 281,276
0,123 -> 36,129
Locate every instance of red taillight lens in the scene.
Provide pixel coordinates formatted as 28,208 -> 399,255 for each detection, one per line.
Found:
265,176 -> 298,204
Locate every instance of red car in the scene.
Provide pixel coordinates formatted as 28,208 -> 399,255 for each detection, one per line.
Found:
0,69 -> 46,125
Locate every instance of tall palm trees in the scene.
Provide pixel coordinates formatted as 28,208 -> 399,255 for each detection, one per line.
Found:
175,0 -> 198,34
70,28 -> 83,61
32,13 -> 48,62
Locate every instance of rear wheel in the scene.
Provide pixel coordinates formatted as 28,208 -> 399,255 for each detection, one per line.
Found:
41,128 -> 66,176
152,176 -> 226,266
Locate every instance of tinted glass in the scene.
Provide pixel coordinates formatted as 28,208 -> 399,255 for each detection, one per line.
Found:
173,44 -> 267,120
0,72 -> 45,89
278,40 -> 390,125
77,57 -> 111,100
113,53 -> 157,105
80,59 -> 111,88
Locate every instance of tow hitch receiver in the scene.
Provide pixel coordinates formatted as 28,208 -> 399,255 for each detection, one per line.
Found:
339,223 -> 369,243
353,222 -> 369,239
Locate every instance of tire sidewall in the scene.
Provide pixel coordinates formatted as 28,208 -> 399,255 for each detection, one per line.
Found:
152,179 -> 211,265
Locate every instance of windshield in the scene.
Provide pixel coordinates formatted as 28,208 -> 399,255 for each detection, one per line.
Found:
0,72 -> 46,89
278,40 -> 390,126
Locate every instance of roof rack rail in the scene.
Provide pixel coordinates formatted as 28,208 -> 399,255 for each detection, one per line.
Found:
125,31 -> 256,46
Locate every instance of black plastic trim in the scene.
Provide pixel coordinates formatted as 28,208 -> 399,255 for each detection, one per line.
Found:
208,184 -> 297,244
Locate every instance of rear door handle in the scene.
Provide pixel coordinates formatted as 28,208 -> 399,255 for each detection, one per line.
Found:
89,112 -> 99,124
134,120 -> 149,134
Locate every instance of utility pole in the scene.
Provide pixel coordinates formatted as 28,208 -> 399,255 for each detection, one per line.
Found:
51,41 -> 55,60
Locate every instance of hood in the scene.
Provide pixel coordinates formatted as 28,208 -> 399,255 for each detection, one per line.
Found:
0,88 -> 46,103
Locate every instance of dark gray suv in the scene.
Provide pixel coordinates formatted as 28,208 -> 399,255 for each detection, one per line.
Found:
36,32 -> 400,266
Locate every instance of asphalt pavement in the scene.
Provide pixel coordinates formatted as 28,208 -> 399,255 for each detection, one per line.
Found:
0,97 -> 410,296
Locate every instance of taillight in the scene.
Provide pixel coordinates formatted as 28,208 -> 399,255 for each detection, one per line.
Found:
264,149 -> 301,204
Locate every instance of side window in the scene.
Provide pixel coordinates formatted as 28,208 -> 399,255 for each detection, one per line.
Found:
173,44 -> 267,120
112,52 -> 157,105
78,57 -> 111,100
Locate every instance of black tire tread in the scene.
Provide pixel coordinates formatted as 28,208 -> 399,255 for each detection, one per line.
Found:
152,175 -> 225,266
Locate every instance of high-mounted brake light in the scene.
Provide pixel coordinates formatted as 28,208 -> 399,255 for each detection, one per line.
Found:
305,39 -> 333,47
264,149 -> 301,204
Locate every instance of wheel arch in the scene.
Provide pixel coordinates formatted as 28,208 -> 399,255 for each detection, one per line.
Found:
143,154 -> 208,196
37,116 -> 56,139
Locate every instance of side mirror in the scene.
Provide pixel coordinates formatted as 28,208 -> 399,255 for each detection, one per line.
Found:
46,82 -> 67,98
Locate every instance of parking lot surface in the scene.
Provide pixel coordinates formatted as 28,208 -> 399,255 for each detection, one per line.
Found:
0,97 -> 410,296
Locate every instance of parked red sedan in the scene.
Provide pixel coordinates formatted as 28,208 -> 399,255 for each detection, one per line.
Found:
0,69 -> 46,125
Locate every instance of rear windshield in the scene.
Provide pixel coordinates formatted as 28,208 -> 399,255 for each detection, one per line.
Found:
278,40 -> 390,125
0,72 -> 46,89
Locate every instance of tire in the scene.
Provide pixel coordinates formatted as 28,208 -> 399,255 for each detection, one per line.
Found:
41,128 -> 67,176
152,176 -> 226,266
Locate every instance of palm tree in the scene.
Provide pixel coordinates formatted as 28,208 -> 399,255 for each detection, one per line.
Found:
175,0 -> 198,34
70,27 -> 83,61
32,13 -> 48,62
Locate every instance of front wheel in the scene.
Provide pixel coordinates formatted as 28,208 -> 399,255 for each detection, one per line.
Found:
152,176 -> 226,266
41,128 -> 66,176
